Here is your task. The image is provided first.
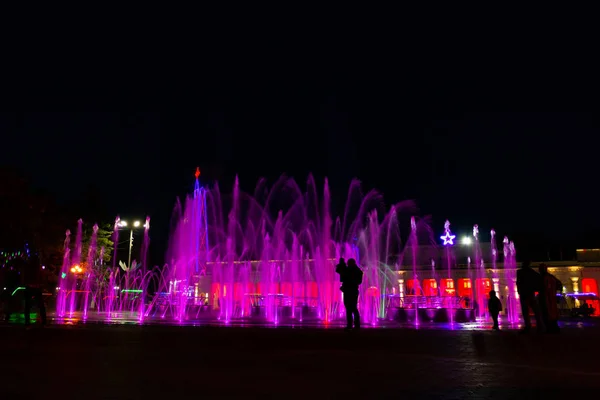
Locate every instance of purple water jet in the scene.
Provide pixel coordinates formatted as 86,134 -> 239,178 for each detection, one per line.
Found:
409,216 -> 420,327
472,224 -> 490,322
503,237 -> 519,324
82,223 -> 98,319
56,229 -> 71,317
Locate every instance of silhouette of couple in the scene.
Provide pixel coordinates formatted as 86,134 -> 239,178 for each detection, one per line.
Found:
336,258 -> 363,331
487,260 -> 562,332
516,260 -> 562,333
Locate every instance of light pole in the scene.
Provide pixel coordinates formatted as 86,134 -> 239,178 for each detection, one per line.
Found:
118,220 -> 143,269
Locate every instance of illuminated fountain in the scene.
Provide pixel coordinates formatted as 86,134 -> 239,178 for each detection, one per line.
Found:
101,217 -> 153,322
55,217 -> 153,323
145,172 -> 411,325
53,169 -> 518,327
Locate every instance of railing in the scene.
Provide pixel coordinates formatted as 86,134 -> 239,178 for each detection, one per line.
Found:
242,294 -> 320,308
385,294 -> 467,309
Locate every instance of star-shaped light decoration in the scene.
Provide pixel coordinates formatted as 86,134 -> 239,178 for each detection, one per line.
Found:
440,219 -> 456,246
440,231 -> 456,246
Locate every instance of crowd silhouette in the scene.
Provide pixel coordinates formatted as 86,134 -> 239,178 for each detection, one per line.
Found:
335,258 -> 568,333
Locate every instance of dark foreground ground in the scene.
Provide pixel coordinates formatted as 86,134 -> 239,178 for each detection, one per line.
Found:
1,322 -> 600,399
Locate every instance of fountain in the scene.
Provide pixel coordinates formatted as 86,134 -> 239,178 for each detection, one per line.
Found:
145,173 -> 409,325
50,172 -> 516,328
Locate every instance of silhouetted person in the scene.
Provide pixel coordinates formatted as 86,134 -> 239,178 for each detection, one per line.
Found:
5,256 -> 46,327
580,302 -> 594,316
2,265 -> 20,322
488,290 -> 502,330
539,264 -> 562,333
581,302 -> 590,315
516,260 -> 543,333
341,258 -> 363,331
335,258 -> 347,292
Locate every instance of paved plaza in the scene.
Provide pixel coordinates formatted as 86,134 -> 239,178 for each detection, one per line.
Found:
1,320 -> 599,399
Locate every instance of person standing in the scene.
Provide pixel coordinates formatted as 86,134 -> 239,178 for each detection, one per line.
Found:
6,256 -> 46,327
488,290 -> 502,330
516,260 -> 544,333
538,264 -> 562,333
2,263 -> 20,322
341,258 -> 363,331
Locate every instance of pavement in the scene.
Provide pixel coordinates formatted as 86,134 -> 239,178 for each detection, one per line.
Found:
1,321 -> 600,399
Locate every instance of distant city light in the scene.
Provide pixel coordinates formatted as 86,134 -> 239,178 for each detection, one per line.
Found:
119,220 -> 128,227
461,237 -> 472,245
133,221 -> 141,227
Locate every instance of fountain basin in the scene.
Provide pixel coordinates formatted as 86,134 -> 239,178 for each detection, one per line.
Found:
392,307 -> 476,323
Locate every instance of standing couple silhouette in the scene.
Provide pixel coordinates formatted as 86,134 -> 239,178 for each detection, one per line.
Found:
336,258 -> 363,331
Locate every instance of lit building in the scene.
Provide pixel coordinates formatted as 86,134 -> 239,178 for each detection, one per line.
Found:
391,246 -> 600,318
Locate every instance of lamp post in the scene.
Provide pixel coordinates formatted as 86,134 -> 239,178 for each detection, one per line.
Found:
118,220 -> 143,269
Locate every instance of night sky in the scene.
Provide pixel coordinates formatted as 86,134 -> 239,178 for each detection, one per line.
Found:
2,105 -> 598,263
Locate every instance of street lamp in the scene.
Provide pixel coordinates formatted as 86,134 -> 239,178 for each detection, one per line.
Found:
70,264 -> 83,274
118,219 -> 143,270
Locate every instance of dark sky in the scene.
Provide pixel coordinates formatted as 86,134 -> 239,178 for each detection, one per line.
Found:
2,105 -> 598,262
